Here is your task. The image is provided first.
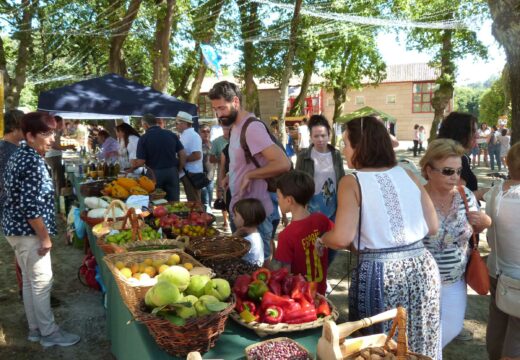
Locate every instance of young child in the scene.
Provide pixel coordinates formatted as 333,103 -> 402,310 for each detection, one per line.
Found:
233,198 -> 266,266
272,170 -> 334,295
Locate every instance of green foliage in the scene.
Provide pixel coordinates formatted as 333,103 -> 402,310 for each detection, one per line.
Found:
454,86 -> 485,117
479,78 -> 509,125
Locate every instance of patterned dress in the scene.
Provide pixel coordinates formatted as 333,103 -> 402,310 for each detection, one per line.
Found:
348,167 -> 441,360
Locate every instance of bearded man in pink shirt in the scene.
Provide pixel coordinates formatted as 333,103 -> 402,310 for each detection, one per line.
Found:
208,81 -> 291,260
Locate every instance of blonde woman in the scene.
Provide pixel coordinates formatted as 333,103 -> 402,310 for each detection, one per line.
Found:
420,139 -> 491,347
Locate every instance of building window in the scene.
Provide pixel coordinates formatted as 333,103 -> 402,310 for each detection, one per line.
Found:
355,96 -> 365,105
386,95 -> 396,104
198,95 -> 214,118
412,82 -> 436,113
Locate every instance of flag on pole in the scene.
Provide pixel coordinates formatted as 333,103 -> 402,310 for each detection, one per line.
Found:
200,44 -> 222,79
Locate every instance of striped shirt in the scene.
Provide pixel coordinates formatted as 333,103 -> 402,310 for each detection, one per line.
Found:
423,187 -> 476,285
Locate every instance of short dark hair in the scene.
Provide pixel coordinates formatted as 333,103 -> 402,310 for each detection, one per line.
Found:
437,112 -> 477,149
3,109 -> 24,134
501,128 -> 508,136
208,81 -> 242,103
97,129 -> 110,139
21,112 -> 56,137
55,115 -> 63,123
276,170 -> 315,206
308,114 -> 331,135
142,113 -> 158,126
233,198 -> 266,227
344,116 -> 397,169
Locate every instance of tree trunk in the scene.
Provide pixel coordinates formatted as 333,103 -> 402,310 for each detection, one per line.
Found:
152,0 -> 176,93
173,45 -> 199,99
238,0 -> 261,116
278,0 -> 303,145
188,54 -> 207,104
429,29 -> 455,142
109,0 -> 142,76
488,0 -> 520,144
289,50 -> 317,116
331,87 -> 347,146
2,0 -> 38,109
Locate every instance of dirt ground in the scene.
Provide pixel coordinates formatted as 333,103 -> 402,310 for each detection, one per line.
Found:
0,147 -> 499,359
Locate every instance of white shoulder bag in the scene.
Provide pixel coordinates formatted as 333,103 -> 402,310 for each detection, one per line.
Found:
492,184 -> 520,318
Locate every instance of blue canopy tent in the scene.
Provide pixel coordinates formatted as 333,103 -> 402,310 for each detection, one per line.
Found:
37,73 -> 198,123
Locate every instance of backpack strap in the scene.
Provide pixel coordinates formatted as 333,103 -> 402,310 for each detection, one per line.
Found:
240,117 -> 281,169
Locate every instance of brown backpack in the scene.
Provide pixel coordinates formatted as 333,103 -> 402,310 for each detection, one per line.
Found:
238,117 -> 291,192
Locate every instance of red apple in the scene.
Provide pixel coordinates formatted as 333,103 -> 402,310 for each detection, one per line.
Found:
153,206 -> 167,218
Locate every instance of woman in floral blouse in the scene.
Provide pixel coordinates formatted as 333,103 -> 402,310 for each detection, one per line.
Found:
2,112 -> 80,348
420,138 -> 491,348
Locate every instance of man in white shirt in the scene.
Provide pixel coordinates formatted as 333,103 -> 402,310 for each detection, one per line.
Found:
176,111 -> 203,202
298,118 -> 310,151
45,116 -> 75,194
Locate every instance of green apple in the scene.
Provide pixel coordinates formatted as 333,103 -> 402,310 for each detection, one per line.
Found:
146,281 -> 181,307
204,278 -> 231,301
194,295 -> 219,316
157,265 -> 191,291
185,275 -> 210,298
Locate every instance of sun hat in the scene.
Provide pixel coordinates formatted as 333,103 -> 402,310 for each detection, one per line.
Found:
176,111 -> 193,124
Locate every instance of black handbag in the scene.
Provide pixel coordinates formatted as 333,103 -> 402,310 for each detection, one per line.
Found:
213,198 -> 226,210
185,170 -> 210,190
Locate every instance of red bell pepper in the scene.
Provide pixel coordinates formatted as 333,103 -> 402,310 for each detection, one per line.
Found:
281,275 -> 294,296
252,268 -> 271,282
271,267 -> 289,282
267,278 -> 282,296
238,300 -> 257,315
290,274 -> 306,300
303,281 -> 318,303
263,305 -> 284,324
316,297 -> 331,317
233,274 -> 252,299
248,280 -> 269,301
282,300 -> 317,324
235,297 -> 243,312
261,291 -> 294,310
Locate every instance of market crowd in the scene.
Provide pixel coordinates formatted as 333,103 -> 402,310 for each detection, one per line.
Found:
1,80 -> 519,360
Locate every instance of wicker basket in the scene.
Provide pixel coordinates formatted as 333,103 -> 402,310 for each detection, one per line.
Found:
185,235 -> 251,262
103,249 -> 211,317
134,296 -> 235,357
317,307 -> 432,360
245,337 -> 313,360
120,237 -> 188,252
230,294 -> 339,337
80,210 -> 104,227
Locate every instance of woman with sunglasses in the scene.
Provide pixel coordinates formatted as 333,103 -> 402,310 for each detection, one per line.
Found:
420,138 -> 491,348
322,116 -> 441,359
2,112 -> 80,347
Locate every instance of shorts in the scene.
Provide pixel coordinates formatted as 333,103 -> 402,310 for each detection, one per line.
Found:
478,142 -> 488,151
471,146 -> 479,156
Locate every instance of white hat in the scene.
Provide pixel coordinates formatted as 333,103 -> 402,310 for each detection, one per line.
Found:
176,111 -> 193,123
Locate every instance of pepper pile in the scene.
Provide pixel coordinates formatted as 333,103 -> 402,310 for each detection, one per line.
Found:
233,268 -> 332,325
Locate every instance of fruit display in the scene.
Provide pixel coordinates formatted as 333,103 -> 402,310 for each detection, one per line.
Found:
143,272 -> 232,326
246,338 -> 312,360
115,253 -> 209,286
105,226 -> 160,245
150,205 -> 217,238
103,176 -> 156,199
201,259 -> 260,284
232,268 -> 332,325
164,201 -> 203,214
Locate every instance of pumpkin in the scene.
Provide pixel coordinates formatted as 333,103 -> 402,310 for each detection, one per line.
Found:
116,177 -> 139,190
138,176 -> 155,192
129,186 -> 148,195
111,184 -> 130,199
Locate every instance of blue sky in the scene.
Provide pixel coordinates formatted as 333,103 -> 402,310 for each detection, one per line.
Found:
377,20 -> 506,85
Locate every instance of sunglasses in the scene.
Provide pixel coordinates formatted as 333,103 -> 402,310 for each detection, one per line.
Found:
431,166 -> 463,176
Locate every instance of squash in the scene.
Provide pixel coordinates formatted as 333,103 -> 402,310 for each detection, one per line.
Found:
87,208 -> 107,219
138,176 -> 155,192
85,197 -> 109,209
111,184 -> 130,199
116,177 -> 139,190
129,186 -> 148,195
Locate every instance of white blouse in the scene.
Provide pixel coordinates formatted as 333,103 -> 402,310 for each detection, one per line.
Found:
355,166 -> 429,250
484,180 -> 520,279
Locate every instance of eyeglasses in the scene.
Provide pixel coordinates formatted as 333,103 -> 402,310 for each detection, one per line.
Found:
431,166 -> 463,176
39,130 -> 55,138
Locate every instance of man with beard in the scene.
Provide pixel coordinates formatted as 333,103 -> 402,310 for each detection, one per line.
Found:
208,81 -> 291,261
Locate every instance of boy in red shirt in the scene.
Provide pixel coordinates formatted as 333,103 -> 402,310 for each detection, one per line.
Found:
271,170 -> 334,294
